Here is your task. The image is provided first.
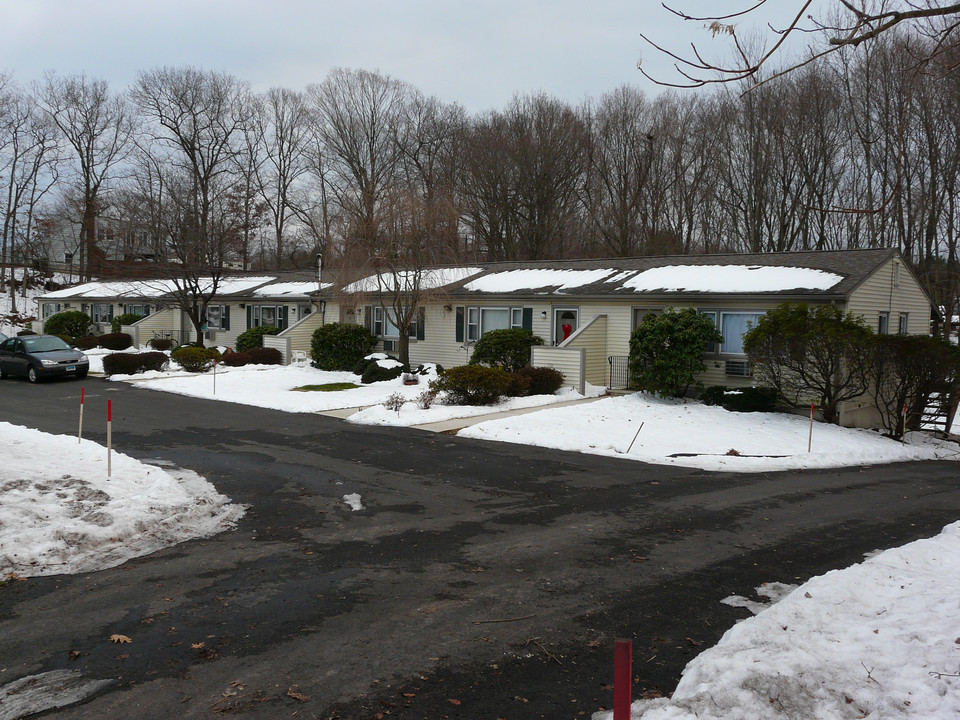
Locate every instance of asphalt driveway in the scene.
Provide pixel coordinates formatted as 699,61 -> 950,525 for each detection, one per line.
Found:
1,377 -> 958,719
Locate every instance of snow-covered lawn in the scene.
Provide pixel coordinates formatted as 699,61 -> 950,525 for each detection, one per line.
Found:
0,422 -> 244,577
596,520 -> 960,720
460,393 -> 960,472
105,355 -> 605,416
100,354 -> 960,472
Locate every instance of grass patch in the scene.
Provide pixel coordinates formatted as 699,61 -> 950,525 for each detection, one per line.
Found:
293,382 -> 360,392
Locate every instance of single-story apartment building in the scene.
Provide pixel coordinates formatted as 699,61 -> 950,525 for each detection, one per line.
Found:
35,248 -> 932,426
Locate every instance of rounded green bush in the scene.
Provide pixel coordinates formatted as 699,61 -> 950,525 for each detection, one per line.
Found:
469,328 -> 544,373
310,322 -> 377,371
171,346 -> 222,373
428,365 -> 512,406
44,310 -> 91,340
236,325 -> 279,353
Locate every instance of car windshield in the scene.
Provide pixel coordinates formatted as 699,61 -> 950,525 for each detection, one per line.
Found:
22,336 -> 72,353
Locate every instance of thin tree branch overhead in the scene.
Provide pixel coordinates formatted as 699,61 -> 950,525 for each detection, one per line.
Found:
641,1 -> 960,87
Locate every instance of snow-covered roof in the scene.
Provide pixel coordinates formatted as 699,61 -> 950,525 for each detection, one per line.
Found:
39,274 -> 319,301
619,265 -> 843,293
253,281 -> 329,297
460,265 -> 842,295
463,269 -> 617,294
344,267 -> 483,294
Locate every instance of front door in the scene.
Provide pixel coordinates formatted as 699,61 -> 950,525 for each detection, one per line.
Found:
554,308 -> 578,345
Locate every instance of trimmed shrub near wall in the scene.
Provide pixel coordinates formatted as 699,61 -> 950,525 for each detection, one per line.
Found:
148,337 -> 175,351
102,352 -> 168,376
44,310 -> 91,340
469,328 -> 544,373
111,313 -> 144,333
171,346 -> 222,373
361,363 -> 404,384
700,385 -> 778,413
236,325 -> 279,353
310,322 -> 377,371
247,346 -> 283,365
222,350 -> 253,367
429,365 -> 512,406
514,366 -> 565,396
74,335 -> 99,350
97,332 -> 133,350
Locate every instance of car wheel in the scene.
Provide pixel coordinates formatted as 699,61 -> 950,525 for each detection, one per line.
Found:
27,366 -> 39,383
0,367 -> 6,379
76,369 -> 88,378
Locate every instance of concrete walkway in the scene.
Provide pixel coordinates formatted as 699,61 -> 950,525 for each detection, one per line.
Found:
316,395 -> 607,433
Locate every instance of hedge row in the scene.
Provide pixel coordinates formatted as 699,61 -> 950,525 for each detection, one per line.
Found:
102,352 -> 169,376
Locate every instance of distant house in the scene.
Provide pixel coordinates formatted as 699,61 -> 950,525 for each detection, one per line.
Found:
34,272 -> 328,352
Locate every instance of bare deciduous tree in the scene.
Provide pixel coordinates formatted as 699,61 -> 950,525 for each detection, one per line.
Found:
37,73 -> 132,280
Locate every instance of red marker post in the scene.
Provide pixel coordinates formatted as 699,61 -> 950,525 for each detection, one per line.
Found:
614,639 -> 633,720
107,399 -> 112,477
78,387 -> 85,443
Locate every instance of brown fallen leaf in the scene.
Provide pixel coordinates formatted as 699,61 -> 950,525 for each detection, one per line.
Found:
402,692 -> 416,698
68,650 -> 81,661
287,687 -> 310,702
448,698 -> 462,705
192,642 -> 206,650
110,634 -> 132,644
114,653 -> 129,660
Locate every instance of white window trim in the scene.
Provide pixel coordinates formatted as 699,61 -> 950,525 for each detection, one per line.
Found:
464,306 -> 526,341
207,304 -> 226,330
878,311 -> 890,335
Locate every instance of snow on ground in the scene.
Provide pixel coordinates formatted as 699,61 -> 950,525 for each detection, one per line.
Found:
0,422 -> 244,577
594,520 -> 960,720
342,493 -> 364,511
459,393 -> 959,471
116,359 -> 603,417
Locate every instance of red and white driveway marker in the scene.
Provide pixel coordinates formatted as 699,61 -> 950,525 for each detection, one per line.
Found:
107,399 -> 113,477
78,387 -> 85,443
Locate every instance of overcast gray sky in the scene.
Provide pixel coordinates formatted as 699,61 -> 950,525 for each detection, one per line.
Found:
0,1 -> 809,113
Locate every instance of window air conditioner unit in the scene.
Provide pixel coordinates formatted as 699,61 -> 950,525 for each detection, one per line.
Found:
725,359 -> 752,377
382,339 -> 396,352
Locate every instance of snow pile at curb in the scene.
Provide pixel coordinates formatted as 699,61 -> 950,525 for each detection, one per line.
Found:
594,521 -> 960,720
0,422 -> 245,577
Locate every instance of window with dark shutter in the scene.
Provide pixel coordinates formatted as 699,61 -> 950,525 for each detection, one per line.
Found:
455,306 -> 464,342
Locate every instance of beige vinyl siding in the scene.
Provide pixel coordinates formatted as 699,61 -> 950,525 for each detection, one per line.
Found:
845,257 -> 931,335
129,307 -> 180,346
405,304 -> 474,369
278,309 -> 327,356
561,314 -> 608,387
531,346 -> 585,392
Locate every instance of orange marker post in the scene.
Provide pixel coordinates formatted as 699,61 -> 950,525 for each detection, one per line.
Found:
78,387 -> 85,443
107,399 -> 113,477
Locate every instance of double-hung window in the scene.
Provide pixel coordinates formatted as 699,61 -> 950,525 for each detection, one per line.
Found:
898,313 -> 909,335
877,312 -> 890,335
461,306 -> 529,342
92,304 -> 113,324
368,305 -> 424,340
719,312 -> 764,355
41,302 -> 61,319
248,305 -> 288,330
207,305 -> 230,331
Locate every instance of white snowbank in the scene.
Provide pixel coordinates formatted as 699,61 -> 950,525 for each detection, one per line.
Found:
0,422 -> 244,577
595,521 -> 960,720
